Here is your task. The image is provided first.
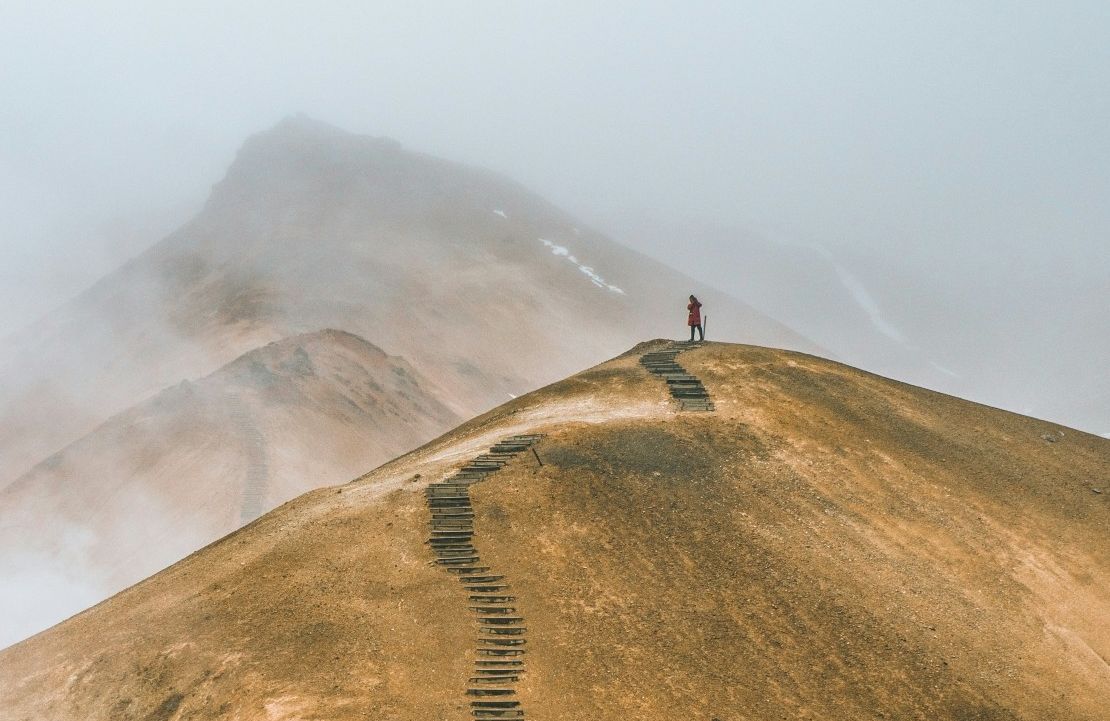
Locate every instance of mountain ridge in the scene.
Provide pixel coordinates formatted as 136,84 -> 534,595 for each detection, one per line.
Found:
2,341 -> 1104,720
0,117 -> 817,488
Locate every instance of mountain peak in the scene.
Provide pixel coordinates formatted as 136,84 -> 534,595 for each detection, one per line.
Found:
203,116 -> 405,213
248,114 -> 402,155
272,112 -> 343,135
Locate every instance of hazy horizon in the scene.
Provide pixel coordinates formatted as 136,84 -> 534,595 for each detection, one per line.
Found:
4,2 -> 1109,338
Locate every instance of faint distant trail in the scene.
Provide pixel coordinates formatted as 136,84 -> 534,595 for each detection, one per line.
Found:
226,394 -> 269,523
425,434 -> 543,720
640,342 -> 715,411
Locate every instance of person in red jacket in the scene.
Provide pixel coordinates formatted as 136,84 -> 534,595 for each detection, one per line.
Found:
687,295 -> 703,342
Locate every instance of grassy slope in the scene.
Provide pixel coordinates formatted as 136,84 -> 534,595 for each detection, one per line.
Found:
0,342 -> 1106,721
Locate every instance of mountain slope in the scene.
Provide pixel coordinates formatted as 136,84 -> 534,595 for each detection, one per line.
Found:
614,216 -> 1109,435
0,115 -> 816,488
1,342 -> 1106,720
0,329 -> 458,647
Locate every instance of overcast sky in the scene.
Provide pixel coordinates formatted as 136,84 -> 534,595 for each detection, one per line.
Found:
2,1 -> 1108,336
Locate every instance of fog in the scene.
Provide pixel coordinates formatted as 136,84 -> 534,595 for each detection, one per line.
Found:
3,2 -> 1107,333
1,2 -> 1109,646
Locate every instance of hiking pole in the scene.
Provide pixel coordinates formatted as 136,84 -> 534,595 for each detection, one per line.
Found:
703,314 -> 708,341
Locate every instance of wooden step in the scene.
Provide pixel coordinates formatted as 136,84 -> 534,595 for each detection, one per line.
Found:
469,675 -> 520,684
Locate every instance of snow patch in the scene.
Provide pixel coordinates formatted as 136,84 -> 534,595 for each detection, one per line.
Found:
539,239 -> 625,295
809,244 -> 910,347
929,361 -> 961,378
492,209 -> 508,219
831,263 -> 908,346
1101,432 -> 1110,439
579,265 -> 603,283
539,239 -> 563,254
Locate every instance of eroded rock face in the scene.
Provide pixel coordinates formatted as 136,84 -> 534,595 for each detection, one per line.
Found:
2,342 -> 1106,721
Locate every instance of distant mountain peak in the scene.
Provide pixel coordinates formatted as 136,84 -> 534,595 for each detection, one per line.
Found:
204,116 -> 406,212
247,114 -> 402,154
274,112 -> 340,133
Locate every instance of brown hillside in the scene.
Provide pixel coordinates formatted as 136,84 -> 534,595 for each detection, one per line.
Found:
0,116 -> 816,489
0,329 -> 458,646
1,342 -> 1106,720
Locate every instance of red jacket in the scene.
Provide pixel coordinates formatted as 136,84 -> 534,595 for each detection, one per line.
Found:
687,299 -> 702,326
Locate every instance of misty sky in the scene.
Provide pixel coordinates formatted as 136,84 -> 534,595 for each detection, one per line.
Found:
2,1 -> 1109,337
